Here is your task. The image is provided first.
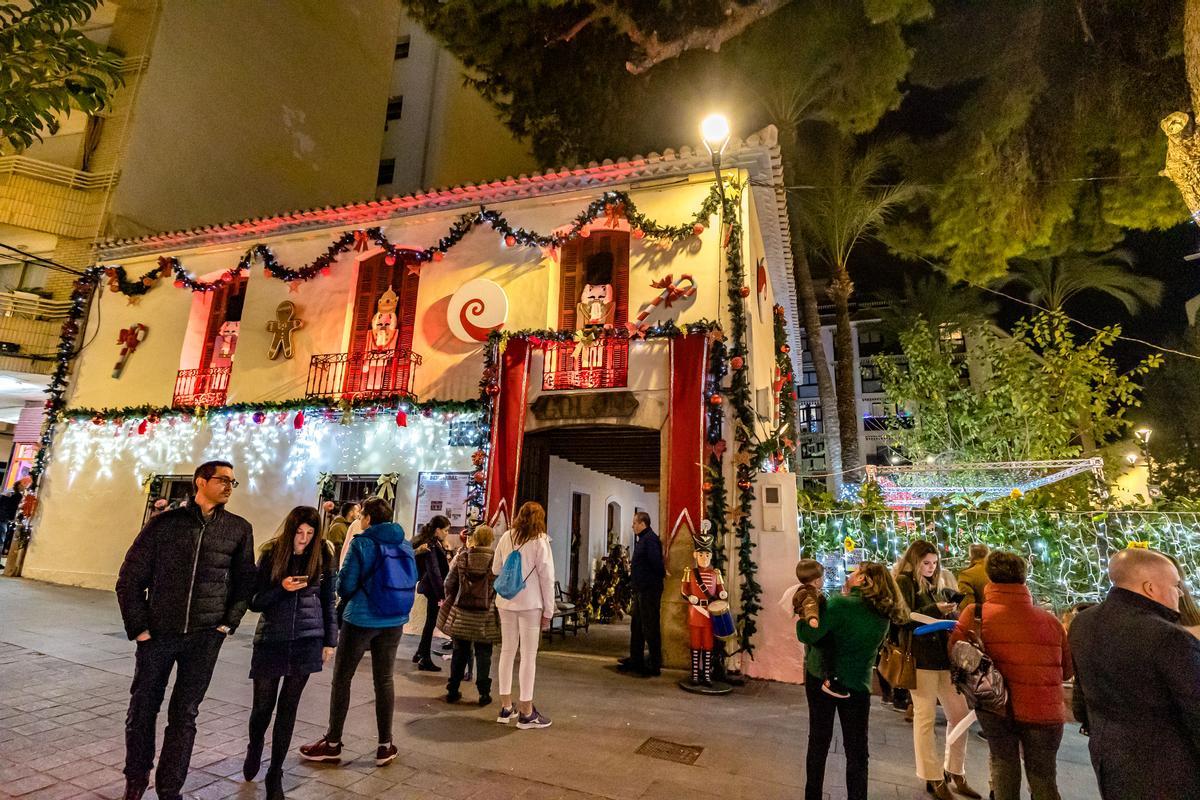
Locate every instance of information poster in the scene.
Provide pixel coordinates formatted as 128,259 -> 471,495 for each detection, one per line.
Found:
414,471 -> 471,535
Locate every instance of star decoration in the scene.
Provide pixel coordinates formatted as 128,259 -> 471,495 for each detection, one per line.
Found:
733,449 -> 753,467
707,328 -> 726,344
407,260 -> 423,277
727,505 -> 748,524
288,281 -> 301,294
126,295 -> 142,306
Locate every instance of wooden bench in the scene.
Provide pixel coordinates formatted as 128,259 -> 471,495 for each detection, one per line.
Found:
545,581 -> 589,639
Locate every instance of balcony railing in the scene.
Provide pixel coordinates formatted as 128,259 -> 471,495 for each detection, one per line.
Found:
173,367 -> 231,408
306,349 -> 421,401
542,337 -> 629,391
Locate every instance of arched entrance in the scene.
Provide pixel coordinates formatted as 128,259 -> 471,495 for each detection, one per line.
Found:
517,425 -> 660,590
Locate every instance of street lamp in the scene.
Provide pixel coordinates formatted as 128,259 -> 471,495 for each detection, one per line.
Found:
1135,427 -> 1152,445
1133,427 -> 1158,498
1125,453 -> 1138,466
700,113 -> 732,196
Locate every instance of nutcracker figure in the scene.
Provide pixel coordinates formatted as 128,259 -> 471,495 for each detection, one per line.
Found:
576,251 -> 615,330
680,533 -> 729,687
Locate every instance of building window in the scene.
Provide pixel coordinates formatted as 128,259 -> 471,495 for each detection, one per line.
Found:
394,36 -> 410,59
557,230 -> 629,330
377,158 -> 396,186
384,96 -> 403,130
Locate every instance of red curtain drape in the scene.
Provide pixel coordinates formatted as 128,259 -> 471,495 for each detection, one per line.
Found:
485,339 -> 531,529
665,333 -> 707,552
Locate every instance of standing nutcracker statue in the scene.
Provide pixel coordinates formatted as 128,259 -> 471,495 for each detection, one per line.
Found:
680,532 -> 734,691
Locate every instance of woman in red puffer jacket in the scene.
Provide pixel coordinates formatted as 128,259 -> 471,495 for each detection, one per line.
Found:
949,551 -> 1071,800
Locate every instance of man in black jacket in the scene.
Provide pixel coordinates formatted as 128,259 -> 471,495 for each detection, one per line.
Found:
1069,547 -> 1200,800
618,512 -> 665,677
116,460 -> 255,800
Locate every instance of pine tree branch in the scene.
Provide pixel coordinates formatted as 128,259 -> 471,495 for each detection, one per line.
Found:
551,1 -> 790,74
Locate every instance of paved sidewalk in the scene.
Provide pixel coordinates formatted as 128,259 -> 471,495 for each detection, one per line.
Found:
0,578 -> 1100,800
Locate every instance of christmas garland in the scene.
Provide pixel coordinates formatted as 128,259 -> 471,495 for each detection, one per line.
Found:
715,186 -> 763,656
98,189 -> 723,297
759,304 -> 798,472
62,396 -> 485,423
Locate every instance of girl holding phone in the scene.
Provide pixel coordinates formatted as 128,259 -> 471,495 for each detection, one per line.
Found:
244,506 -> 337,799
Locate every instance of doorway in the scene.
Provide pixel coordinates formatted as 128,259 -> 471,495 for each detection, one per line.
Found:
569,492 -> 591,595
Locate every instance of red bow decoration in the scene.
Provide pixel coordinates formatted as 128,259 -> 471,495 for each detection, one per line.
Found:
117,323 -> 149,355
649,274 -> 696,308
625,321 -> 647,339
352,230 -> 370,252
604,201 -> 626,228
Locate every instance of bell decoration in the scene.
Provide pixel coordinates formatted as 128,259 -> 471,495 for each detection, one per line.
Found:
137,419 -> 148,435
693,222 -> 705,236
395,409 -> 407,427
293,410 -> 305,430
709,394 -> 723,406
739,285 -> 750,298
433,251 -> 445,262
385,252 -> 397,266
504,234 -> 517,247
730,356 -> 744,370
632,228 -> 645,239
472,471 -> 486,484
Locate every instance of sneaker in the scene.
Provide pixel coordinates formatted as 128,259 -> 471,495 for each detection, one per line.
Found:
375,743 -> 398,767
517,707 -> 552,730
821,679 -> 851,699
496,705 -> 517,724
299,736 -> 342,762
478,694 -> 493,707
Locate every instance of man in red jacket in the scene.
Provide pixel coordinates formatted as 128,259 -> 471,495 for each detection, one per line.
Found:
949,552 -> 1071,800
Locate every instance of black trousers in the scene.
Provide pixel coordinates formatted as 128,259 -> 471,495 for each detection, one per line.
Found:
124,630 -> 225,799
804,678 -> 871,800
977,710 -> 1063,800
416,596 -> 438,661
629,586 -> 663,669
248,674 -> 310,774
447,639 -> 493,696
326,623 -> 402,744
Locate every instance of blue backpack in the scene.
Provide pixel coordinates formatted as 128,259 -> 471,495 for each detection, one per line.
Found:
360,539 -> 417,617
494,546 -> 533,600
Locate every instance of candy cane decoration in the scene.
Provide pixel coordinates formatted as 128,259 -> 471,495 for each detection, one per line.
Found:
626,274 -> 696,337
113,323 -> 148,378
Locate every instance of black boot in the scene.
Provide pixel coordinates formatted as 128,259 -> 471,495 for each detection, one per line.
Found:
243,736 -> 264,781
265,768 -> 285,800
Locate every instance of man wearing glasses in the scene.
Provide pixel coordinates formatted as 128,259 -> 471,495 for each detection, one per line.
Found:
116,460 -> 256,800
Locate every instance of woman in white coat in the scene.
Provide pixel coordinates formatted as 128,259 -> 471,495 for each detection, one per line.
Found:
491,501 -> 556,729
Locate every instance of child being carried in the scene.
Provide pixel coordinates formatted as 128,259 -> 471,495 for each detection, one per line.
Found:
792,559 -> 851,699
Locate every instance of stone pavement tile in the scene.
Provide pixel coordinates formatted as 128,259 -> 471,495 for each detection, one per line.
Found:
46,758 -> 103,781
91,780 -> 130,800
20,782 -> 90,800
68,766 -> 125,791
3,774 -> 56,797
345,774 -> 398,796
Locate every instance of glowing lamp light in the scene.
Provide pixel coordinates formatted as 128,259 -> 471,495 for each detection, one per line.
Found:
700,113 -> 731,156
1126,453 -> 1139,465
1135,427 -> 1153,444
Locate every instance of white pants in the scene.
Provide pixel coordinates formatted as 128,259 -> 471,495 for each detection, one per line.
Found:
498,608 -> 542,702
912,668 -> 970,781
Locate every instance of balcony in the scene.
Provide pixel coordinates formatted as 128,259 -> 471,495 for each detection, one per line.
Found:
173,367 -> 231,408
542,337 -> 628,391
306,349 -> 421,401
0,155 -> 118,239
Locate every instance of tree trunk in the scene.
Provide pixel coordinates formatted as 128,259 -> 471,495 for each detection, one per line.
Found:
829,262 -> 861,479
779,132 -> 843,491
1161,0 -> 1200,218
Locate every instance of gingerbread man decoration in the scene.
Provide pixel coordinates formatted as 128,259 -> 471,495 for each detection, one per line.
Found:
266,301 -> 302,360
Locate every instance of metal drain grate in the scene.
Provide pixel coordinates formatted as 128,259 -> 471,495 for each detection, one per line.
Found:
635,737 -> 703,765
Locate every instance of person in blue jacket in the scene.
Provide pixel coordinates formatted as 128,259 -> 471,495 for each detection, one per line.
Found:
299,497 -> 414,769
618,511 -> 665,677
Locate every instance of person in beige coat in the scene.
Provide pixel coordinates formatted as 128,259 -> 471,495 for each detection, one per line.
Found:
956,543 -> 990,611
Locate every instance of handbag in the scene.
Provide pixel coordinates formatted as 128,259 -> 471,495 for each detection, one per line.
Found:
950,602 -> 1009,714
878,627 -> 916,690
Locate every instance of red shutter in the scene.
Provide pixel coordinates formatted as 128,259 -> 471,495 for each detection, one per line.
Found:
398,254 -> 419,353
558,239 -> 583,330
605,231 -> 630,326
349,255 -> 391,357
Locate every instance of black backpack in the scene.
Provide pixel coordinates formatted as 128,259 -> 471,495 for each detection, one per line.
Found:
950,602 -> 1009,714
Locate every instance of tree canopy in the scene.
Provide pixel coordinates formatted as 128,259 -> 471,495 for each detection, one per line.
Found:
0,0 -> 123,151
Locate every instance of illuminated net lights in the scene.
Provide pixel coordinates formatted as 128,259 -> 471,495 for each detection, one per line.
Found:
55,408 -> 484,495
799,507 -> 1200,610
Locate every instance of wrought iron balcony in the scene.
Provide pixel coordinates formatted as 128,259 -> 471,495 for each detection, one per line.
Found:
173,367 -> 231,408
306,348 -> 422,401
542,336 -> 629,391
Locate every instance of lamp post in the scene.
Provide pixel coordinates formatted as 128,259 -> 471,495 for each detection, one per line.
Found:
1134,427 -> 1159,498
700,113 -> 732,197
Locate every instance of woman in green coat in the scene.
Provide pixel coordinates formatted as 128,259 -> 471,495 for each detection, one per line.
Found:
797,561 -> 907,800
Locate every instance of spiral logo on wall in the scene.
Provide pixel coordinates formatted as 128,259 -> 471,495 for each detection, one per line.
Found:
447,278 -> 508,342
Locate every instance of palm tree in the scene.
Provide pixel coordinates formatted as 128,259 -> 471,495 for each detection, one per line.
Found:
879,275 -> 996,336
1001,250 -> 1164,314
798,144 -> 916,480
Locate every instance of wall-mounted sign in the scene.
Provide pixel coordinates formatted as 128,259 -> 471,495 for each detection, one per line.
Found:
447,278 -> 507,342
530,391 -> 639,421
414,471 -> 472,534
